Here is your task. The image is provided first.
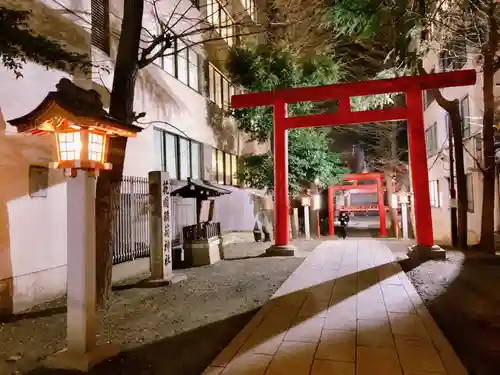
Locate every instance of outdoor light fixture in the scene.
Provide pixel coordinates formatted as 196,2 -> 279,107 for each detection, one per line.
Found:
312,193 -> 321,211
300,191 -> 312,207
391,193 -> 398,208
397,187 -> 410,205
398,192 -> 409,205
8,78 -> 142,177
7,78 -> 143,372
50,121 -> 111,173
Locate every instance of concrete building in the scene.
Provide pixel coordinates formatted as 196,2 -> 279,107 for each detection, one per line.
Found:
421,40 -> 500,246
0,0 -> 268,314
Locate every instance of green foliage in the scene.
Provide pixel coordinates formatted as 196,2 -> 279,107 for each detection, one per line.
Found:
237,129 -> 348,193
0,7 -> 90,78
228,45 -> 348,192
227,45 -> 344,142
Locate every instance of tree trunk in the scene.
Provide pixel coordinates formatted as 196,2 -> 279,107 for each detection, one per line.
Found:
449,109 -> 468,249
447,118 -> 458,247
479,1 -> 498,253
95,0 -> 144,306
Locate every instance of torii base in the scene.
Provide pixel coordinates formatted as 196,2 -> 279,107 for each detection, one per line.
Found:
407,244 -> 446,261
44,344 -> 119,372
266,244 -> 297,257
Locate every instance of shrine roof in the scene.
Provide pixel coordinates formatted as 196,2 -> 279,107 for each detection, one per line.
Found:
171,178 -> 231,198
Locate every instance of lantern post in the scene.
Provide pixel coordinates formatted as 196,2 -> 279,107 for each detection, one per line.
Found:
8,79 -> 143,371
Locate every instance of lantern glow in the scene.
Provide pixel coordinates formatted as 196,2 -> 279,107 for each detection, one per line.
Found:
7,78 -> 143,176
58,131 -> 82,161
49,119 -> 112,174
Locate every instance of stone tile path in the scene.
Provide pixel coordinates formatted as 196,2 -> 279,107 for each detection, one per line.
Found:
202,239 -> 467,375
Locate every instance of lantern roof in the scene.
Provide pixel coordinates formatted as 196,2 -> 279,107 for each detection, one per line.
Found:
171,178 -> 232,199
8,78 -> 143,137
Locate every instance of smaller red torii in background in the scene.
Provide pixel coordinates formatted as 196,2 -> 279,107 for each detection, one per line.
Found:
328,172 -> 387,237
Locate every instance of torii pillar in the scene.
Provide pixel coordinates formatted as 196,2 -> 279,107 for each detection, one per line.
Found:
231,70 -> 476,259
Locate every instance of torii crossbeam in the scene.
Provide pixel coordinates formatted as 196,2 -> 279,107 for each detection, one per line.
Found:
232,70 -> 476,253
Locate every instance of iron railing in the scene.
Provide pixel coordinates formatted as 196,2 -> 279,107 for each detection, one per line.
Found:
110,176 -> 151,264
183,222 -> 221,242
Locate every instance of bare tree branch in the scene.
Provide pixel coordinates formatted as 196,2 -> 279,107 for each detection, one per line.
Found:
463,143 -> 486,174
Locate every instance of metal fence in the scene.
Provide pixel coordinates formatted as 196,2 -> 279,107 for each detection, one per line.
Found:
110,176 -> 151,264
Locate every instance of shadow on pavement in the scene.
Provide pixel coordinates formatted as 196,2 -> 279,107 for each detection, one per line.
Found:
0,306 -> 66,324
399,249 -> 500,375
25,309 -> 258,375
24,252 -> 425,375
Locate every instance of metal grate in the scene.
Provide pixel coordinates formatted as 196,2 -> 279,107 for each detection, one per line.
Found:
183,222 -> 221,241
91,0 -> 110,54
110,176 -> 151,264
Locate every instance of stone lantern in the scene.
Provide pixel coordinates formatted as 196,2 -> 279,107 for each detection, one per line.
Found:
8,78 -> 142,371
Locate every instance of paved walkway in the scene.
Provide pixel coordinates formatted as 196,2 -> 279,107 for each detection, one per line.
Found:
203,239 -> 467,375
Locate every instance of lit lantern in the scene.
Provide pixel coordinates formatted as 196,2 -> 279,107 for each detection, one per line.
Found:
299,190 -> 312,207
51,122 -> 112,172
397,187 -> 410,205
8,78 -> 142,175
311,193 -> 321,210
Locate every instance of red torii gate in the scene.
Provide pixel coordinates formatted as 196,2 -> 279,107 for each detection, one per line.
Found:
231,70 -> 476,252
328,172 -> 387,237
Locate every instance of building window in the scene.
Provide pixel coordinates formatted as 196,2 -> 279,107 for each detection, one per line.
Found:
161,39 -> 175,76
466,174 -> 474,212
207,0 -> 235,45
242,0 -> 257,21
165,132 -> 178,179
460,95 -> 471,138
208,63 -> 232,108
154,128 -> 201,181
191,142 -> 201,179
179,137 -> 190,180
155,36 -> 201,93
429,180 -> 441,208
216,149 -> 224,184
188,49 -> 200,91
425,122 -> 438,157
212,148 -> 238,185
474,134 -> 483,167
91,0 -> 110,55
176,40 -> 189,85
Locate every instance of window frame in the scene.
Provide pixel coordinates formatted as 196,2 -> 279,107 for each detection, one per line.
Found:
425,122 -> 438,157
207,0 -> 235,45
153,34 -> 202,93
212,147 -> 239,186
460,95 -> 471,139
429,180 -> 441,208
208,63 -> 233,108
466,174 -> 474,212
154,127 -> 202,181
91,0 -> 110,55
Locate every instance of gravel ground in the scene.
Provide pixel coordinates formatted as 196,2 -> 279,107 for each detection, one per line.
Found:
0,239 -> 324,375
398,249 -> 500,375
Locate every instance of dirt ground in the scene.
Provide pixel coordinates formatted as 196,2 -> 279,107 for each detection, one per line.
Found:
0,239 -> 323,375
397,249 -> 500,375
